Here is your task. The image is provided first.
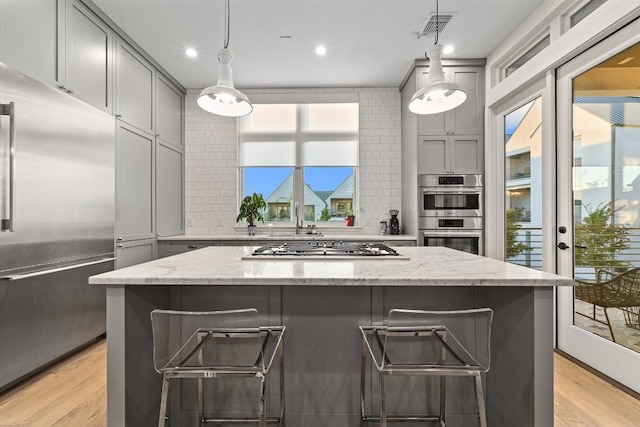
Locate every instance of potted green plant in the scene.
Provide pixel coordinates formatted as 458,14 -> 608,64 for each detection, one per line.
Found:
236,193 -> 266,235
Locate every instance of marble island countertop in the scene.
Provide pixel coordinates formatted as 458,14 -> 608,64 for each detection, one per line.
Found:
158,233 -> 417,242
90,246 -> 573,287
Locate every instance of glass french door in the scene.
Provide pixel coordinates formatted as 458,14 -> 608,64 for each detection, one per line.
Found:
557,20 -> 640,393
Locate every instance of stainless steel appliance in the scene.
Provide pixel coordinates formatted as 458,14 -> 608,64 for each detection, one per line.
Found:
250,241 -> 401,257
419,174 -> 483,217
419,217 -> 483,255
418,174 -> 484,255
0,62 -> 115,391
389,209 -> 400,235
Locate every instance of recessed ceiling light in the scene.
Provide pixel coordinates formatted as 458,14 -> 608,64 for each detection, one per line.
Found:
618,56 -> 634,65
442,45 -> 454,54
185,48 -> 198,58
315,45 -> 327,56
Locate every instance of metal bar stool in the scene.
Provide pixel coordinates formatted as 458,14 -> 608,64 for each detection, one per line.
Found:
359,308 -> 493,427
151,308 -> 286,427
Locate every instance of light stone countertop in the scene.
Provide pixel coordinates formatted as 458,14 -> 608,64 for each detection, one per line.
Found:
158,234 -> 417,242
90,246 -> 574,287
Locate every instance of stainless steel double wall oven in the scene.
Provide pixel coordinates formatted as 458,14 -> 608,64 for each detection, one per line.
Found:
418,174 -> 484,255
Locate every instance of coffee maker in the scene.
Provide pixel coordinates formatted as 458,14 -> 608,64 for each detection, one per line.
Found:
389,209 -> 400,235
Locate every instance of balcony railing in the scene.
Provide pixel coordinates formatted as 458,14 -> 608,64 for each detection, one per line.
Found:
507,227 -> 640,277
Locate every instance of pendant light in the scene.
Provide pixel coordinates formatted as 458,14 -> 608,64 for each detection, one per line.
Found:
408,0 -> 466,115
197,0 -> 252,117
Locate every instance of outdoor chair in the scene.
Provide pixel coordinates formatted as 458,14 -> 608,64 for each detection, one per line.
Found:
359,308 -> 493,427
150,308 -> 285,427
574,267 -> 640,342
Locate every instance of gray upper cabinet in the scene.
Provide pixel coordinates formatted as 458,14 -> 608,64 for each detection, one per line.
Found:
116,122 -> 154,241
116,38 -> 154,135
418,135 -> 484,175
157,142 -> 184,236
417,66 -> 484,136
0,0 -> 61,85
64,0 -> 113,113
156,75 -> 184,147
414,63 -> 484,175
0,0 -> 114,113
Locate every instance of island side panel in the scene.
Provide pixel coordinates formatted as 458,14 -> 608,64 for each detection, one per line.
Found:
281,286 -> 372,427
379,286 -> 487,425
485,286 -> 554,427
174,285 -> 277,425
107,285 -> 172,427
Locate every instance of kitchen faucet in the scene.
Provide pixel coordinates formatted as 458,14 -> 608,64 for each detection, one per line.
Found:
295,202 -> 303,234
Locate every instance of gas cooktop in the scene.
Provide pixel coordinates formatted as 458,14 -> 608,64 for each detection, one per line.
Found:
247,241 -> 405,258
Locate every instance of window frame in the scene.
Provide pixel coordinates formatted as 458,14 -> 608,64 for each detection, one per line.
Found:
237,93 -> 359,226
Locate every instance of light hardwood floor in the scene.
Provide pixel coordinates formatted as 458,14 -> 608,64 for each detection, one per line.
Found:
0,338 -> 639,426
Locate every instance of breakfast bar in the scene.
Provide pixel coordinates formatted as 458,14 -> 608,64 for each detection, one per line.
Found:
90,245 -> 573,427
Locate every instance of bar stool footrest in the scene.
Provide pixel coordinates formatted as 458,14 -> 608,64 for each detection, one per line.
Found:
203,416 -> 283,424
363,414 -> 445,425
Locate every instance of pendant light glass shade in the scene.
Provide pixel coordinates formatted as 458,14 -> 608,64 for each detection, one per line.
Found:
197,48 -> 253,117
409,44 -> 467,115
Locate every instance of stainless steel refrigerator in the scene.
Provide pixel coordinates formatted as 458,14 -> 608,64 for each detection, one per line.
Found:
0,61 -> 115,391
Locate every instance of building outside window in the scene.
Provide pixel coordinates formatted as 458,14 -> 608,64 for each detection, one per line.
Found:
238,98 -> 359,224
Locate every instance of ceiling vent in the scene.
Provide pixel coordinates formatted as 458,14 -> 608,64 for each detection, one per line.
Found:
418,13 -> 453,39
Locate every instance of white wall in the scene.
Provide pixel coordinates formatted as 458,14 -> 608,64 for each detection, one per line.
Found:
184,87 -> 401,235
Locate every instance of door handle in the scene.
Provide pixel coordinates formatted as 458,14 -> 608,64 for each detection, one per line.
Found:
557,242 -> 570,250
1,102 -> 16,232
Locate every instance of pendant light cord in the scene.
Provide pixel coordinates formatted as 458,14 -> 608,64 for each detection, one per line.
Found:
434,0 -> 439,45
223,0 -> 230,49
425,0 -> 439,60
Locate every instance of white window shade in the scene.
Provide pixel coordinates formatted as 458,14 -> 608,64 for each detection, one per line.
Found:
301,140 -> 357,166
246,104 -> 296,131
239,141 -> 296,166
307,103 -> 359,131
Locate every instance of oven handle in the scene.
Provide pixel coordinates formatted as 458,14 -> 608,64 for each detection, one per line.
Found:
420,188 -> 482,194
420,230 -> 483,237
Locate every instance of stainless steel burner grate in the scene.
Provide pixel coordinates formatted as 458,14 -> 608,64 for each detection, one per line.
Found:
250,241 -> 400,257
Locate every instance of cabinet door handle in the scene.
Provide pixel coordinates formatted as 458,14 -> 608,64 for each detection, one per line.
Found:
66,89 -> 74,94
115,114 -> 122,118
187,244 -> 198,249
58,85 -> 66,91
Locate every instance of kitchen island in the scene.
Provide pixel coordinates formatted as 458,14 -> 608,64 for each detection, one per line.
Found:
90,246 -> 573,427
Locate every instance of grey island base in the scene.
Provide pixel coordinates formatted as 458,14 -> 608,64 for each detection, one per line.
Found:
89,246 -> 573,427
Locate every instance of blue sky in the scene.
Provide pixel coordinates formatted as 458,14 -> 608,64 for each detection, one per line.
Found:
243,167 -> 353,198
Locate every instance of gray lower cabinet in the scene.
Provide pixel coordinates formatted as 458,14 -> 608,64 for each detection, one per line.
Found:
116,239 -> 156,269
157,142 -> 184,236
159,242 -> 217,258
0,0 -> 61,85
116,38 -> 154,135
116,122 -> 155,242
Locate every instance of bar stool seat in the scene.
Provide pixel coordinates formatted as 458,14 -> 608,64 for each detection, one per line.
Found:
150,308 -> 285,427
359,308 -> 493,427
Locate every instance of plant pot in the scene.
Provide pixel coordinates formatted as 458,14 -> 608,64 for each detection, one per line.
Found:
248,225 -> 257,235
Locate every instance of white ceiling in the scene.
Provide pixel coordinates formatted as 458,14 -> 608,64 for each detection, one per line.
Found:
92,0 -> 545,90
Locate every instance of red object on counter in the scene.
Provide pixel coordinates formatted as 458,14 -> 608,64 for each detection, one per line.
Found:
345,216 -> 354,226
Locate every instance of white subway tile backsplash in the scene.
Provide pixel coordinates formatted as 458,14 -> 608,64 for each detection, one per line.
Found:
184,87 -> 402,235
